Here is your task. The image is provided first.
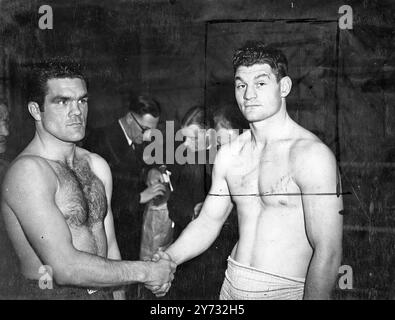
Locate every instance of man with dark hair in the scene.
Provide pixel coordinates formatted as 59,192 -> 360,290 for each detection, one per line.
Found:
83,94 -> 166,299
148,41 -> 343,300
1,60 -> 175,300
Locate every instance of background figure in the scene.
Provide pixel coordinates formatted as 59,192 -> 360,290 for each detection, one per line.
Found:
162,106 -> 238,300
82,95 -> 166,299
0,100 -> 18,299
211,105 -> 249,147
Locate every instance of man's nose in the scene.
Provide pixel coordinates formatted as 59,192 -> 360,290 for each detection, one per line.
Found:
143,129 -> 152,141
69,100 -> 82,115
0,124 -> 9,136
244,85 -> 257,100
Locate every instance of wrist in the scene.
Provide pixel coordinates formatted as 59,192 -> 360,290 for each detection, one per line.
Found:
165,249 -> 178,266
140,261 -> 153,283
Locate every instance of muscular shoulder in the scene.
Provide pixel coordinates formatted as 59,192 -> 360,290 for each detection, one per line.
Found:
211,130 -> 250,180
292,137 -> 335,166
5,155 -> 56,181
290,137 -> 338,188
2,155 -> 58,203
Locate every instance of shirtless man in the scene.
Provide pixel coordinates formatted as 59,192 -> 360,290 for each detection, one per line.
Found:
149,41 -> 343,299
1,60 -> 175,300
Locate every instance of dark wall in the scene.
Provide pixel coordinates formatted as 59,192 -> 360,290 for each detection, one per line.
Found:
1,0 -> 395,299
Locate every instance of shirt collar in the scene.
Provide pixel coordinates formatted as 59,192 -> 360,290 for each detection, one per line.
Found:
118,119 -> 133,146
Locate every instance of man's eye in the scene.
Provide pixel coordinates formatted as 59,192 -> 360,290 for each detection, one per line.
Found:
79,99 -> 88,104
236,84 -> 246,89
257,82 -> 266,87
58,99 -> 68,105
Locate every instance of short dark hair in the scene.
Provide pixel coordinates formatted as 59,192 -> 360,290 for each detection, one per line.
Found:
233,41 -> 288,81
27,59 -> 87,111
181,106 -> 211,129
129,95 -> 161,118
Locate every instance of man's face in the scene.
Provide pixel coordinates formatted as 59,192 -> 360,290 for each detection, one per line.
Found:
181,124 -> 207,153
235,63 -> 282,123
130,113 -> 159,145
0,104 -> 10,154
40,78 -> 88,143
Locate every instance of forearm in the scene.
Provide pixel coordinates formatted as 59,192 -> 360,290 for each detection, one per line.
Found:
106,239 -> 126,299
166,214 -> 222,265
303,250 -> 341,300
55,250 -> 149,288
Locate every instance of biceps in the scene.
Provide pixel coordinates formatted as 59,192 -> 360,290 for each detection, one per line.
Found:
303,196 -> 343,250
13,200 -> 74,264
200,194 -> 232,225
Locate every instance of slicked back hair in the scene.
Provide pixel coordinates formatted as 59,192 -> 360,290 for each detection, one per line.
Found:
129,95 -> 161,118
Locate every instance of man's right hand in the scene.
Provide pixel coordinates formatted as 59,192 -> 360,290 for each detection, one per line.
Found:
144,257 -> 176,289
140,184 -> 167,204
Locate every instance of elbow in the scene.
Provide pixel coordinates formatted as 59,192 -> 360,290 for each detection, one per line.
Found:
52,262 -> 78,286
50,253 -> 82,286
314,245 -> 342,270
52,267 -> 72,286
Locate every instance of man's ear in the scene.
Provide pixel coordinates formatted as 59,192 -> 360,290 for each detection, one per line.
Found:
280,76 -> 292,98
28,102 -> 42,121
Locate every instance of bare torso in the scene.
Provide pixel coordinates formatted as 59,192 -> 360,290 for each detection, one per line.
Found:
2,148 -> 108,280
228,129 -> 318,278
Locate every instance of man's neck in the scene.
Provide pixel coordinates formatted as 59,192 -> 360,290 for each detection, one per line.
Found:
32,130 -> 77,166
249,103 -> 294,146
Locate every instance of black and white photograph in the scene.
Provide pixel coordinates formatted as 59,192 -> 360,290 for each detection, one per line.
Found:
0,0 -> 394,304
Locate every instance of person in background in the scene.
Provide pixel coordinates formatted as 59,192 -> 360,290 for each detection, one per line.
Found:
212,105 -> 248,148
83,95 -> 166,299
163,106 -> 238,299
0,99 -> 18,299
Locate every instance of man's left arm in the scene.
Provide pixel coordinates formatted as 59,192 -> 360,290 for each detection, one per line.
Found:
295,142 -> 343,300
92,153 -> 126,300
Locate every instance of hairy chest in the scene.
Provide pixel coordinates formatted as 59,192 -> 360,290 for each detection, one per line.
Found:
51,160 -> 107,228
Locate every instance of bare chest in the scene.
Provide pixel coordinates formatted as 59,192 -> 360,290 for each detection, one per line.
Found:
50,160 -> 107,229
227,146 -> 301,208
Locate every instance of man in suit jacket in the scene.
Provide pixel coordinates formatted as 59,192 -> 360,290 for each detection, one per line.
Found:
83,95 -> 166,298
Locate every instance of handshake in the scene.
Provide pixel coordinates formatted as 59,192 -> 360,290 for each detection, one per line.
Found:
143,250 -> 177,297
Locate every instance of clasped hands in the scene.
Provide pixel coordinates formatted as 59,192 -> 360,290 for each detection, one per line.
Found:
144,250 -> 177,297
